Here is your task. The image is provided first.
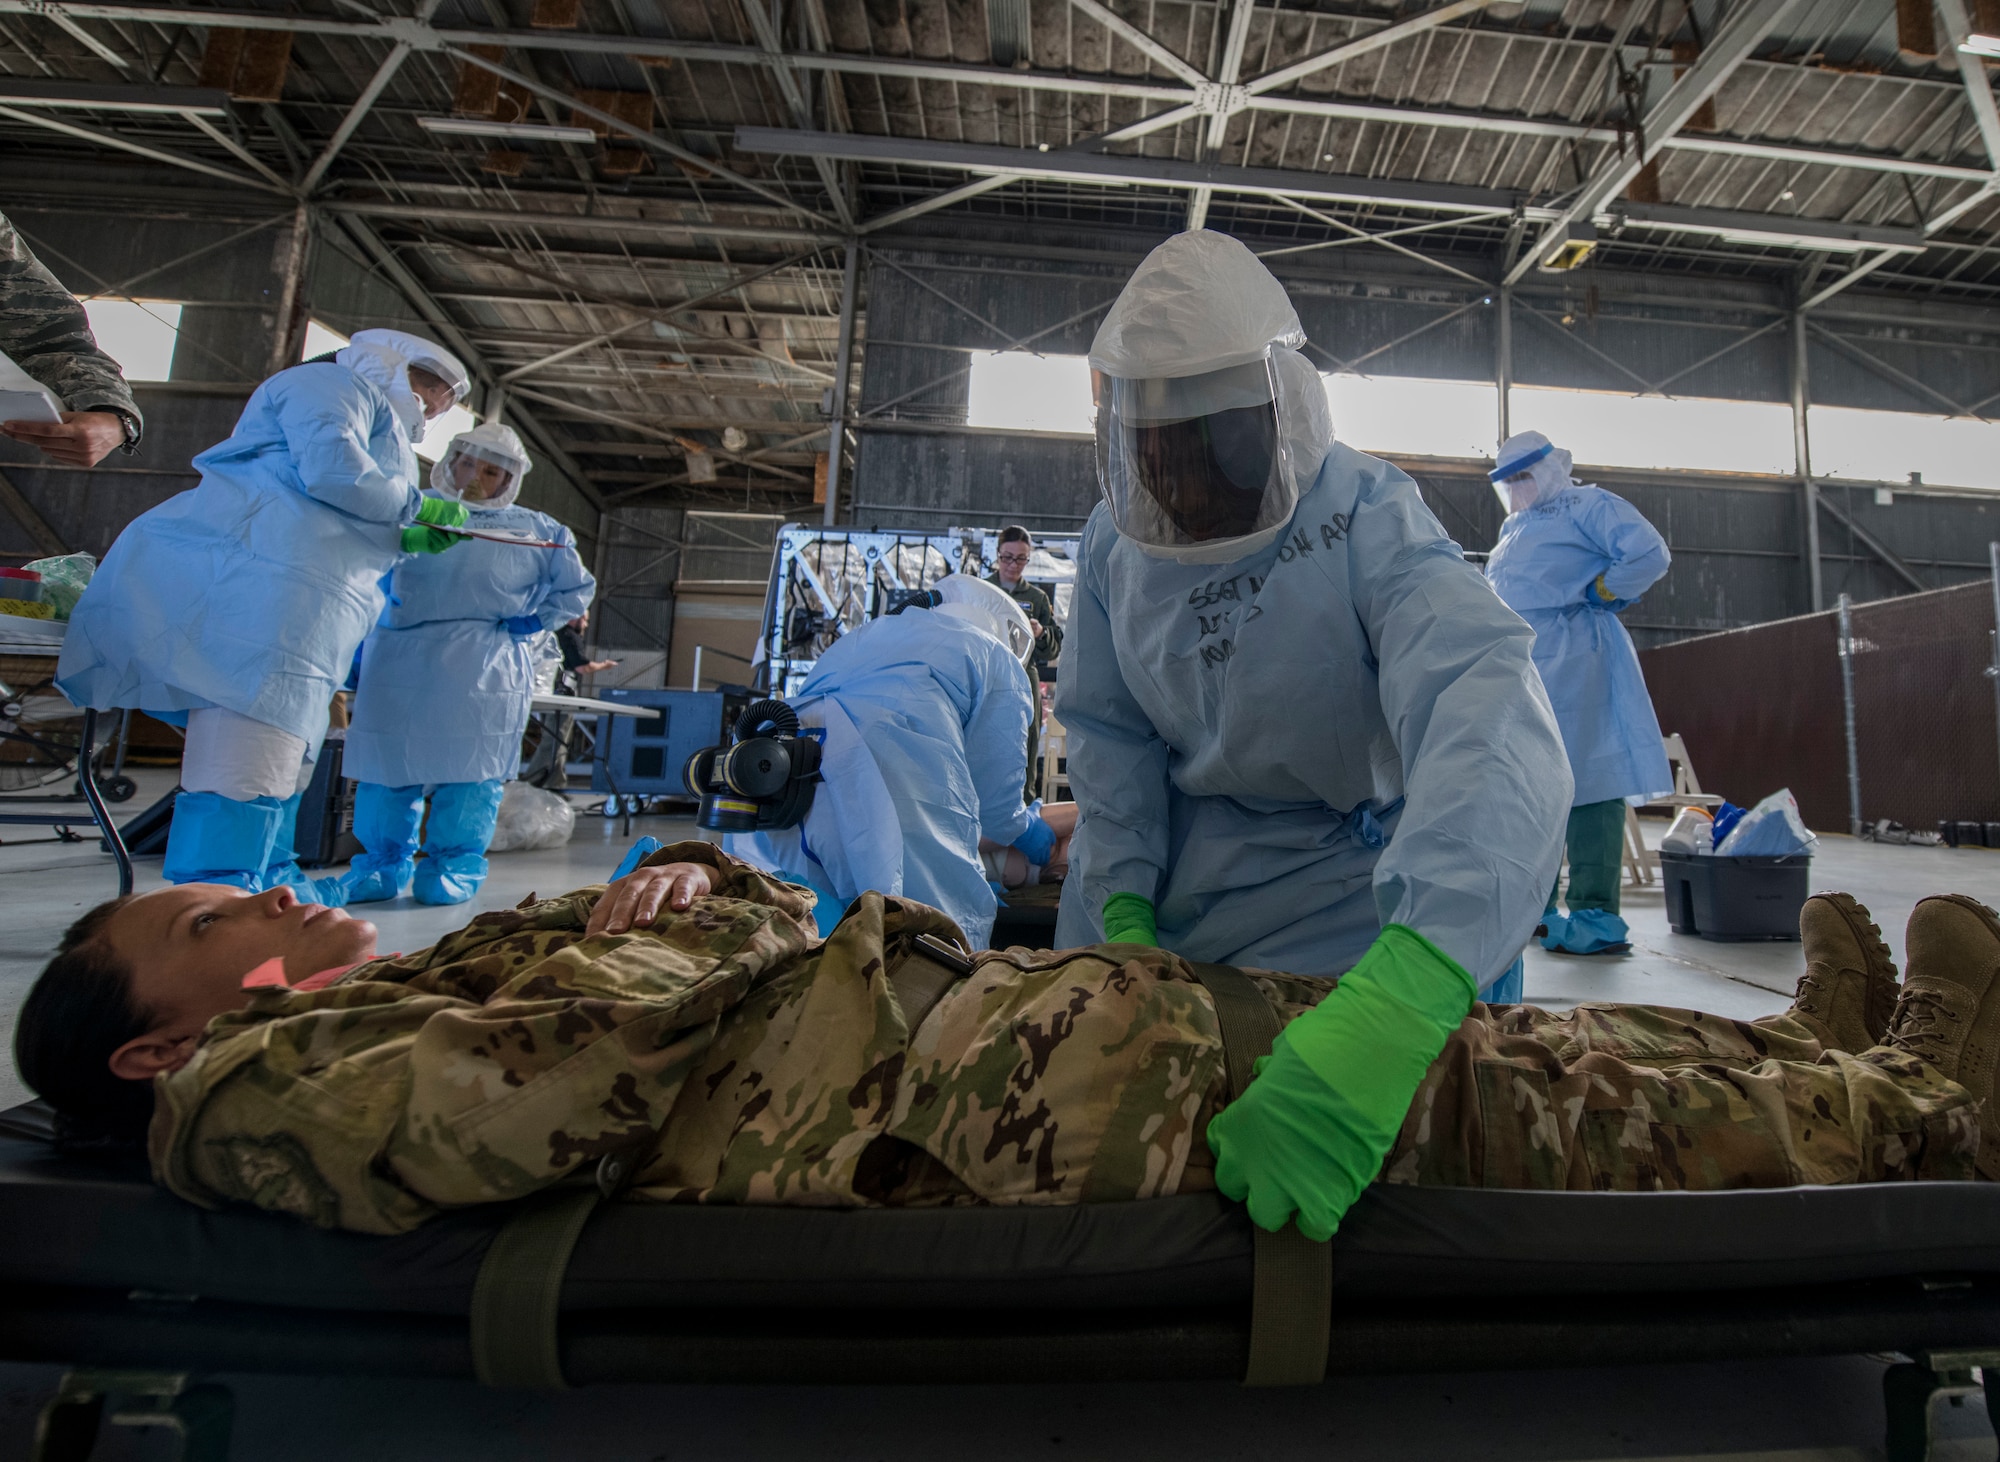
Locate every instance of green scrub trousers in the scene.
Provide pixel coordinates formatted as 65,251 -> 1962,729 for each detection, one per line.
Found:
1547,798 -> 1626,916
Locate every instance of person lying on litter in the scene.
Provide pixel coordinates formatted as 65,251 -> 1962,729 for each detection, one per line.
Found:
12,847 -> 1993,1237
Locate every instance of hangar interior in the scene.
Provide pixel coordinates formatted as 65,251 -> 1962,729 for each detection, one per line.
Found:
6,0 -> 2000,1455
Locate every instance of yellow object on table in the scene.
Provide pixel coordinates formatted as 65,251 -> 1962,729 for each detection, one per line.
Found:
0,598 -> 54,620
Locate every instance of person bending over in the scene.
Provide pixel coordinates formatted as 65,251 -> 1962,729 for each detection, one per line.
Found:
12,854 -> 1995,1236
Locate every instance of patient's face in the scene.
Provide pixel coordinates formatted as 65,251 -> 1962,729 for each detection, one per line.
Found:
105,884 -> 378,1034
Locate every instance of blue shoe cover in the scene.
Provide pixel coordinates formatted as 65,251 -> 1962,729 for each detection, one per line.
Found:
341,857 -> 414,904
1542,908 -> 1630,955
413,853 -> 486,905
163,791 -> 282,888
1482,954 -> 1526,1004
610,836 -> 662,881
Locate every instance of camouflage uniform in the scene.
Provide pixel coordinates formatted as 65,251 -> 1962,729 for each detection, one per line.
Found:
148,843 -> 1982,1235
0,210 -> 141,439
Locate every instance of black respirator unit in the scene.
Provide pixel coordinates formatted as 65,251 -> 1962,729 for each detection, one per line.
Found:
682,698 -> 823,833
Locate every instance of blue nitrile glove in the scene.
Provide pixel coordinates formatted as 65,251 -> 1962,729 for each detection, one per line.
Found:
610,836 -> 662,881
502,614 -> 542,638
1207,924 -> 1475,1240
400,497 -> 470,554
1100,891 -> 1157,946
1012,814 -> 1057,864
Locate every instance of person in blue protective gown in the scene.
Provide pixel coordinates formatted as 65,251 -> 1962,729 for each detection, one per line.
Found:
1484,429 -> 1674,956
341,422 -> 595,905
1053,229 -> 1573,1243
724,574 -> 1058,950
57,328 -> 475,902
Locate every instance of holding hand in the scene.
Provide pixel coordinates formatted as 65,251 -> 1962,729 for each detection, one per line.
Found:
2,411 -> 128,466
400,496 -> 471,554
586,861 -> 714,936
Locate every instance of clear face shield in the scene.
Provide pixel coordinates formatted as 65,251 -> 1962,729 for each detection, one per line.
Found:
1094,350 -> 1301,563
1489,437 -> 1559,514
430,439 -> 526,508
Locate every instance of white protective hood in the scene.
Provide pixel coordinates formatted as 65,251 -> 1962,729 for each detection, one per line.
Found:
337,328 -> 470,444
1490,429 -> 1574,513
430,420 -> 533,509
1088,231 -> 1332,563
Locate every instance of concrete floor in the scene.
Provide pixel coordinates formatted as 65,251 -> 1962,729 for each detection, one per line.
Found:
5,773 -> 2000,1461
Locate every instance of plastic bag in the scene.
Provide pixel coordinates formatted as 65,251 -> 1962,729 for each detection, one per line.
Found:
1709,800 -> 1746,845
487,779 -> 576,852
21,552 -> 95,620
530,630 -> 562,696
1715,788 -> 1817,858
1659,806 -> 1714,856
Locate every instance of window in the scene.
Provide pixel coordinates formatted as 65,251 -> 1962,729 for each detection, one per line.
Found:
966,350 -> 1093,435
1510,386 -> 1795,476
1323,374 -> 1499,461
300,319 -> 350,360
81,299 -> 181,381
301,321 -> 472,462
416,402 -> 476,463
1808,406 -> 2000,491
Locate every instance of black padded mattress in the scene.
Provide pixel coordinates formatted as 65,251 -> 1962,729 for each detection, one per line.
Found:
9,1100 -> 2000,1317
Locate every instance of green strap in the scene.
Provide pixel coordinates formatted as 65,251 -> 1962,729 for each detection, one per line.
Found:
1191,963 -> 1335,1388
469,1188 -> 602,1389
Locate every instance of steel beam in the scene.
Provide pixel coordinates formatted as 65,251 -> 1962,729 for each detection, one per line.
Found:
1815,491 -> 1928,592
445,47 -> 839,229
1064,0 -> 1208,87
324,200 -> 838,247
1508,0 -> 1802,285
1244,0 -> 1500,99
1937,0 -> 2000,168
1790,307 -> 1822,611
736,126 -> 1531,215
0,102 -> 288,194
3,5 -> 1992,193
737,0 -> 852,227
301,23 -> 429,194
823,240 -> 859,526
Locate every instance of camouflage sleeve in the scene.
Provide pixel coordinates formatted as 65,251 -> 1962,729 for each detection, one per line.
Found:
0,212 -> 141,429
148,883 -> 819,1233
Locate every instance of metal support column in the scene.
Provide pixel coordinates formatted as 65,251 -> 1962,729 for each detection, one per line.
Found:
1989,543 -> 2000,806
1494,285 -> 1511,446
1792,308 -> 1824,612
1838,592 -> 1862,837
266,199 -> 312,378
822,239 -> 860,527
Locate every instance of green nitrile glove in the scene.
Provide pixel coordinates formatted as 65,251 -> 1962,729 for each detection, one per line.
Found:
1207,924 -> 1475,1240
1100,891 -> 1157,946
400,496 -> 470,554
1592,573 -> 1617,604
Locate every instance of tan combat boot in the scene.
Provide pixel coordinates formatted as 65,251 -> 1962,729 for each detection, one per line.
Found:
1885,894 -> 2000,1179
1779,893 -> 1900,1052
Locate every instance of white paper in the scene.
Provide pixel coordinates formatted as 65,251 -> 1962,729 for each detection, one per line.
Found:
0,348 -> 61,423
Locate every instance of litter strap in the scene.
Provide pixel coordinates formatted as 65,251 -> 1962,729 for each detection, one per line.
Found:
469,1187 -> 601,1389
1191,962 -> 1335,1388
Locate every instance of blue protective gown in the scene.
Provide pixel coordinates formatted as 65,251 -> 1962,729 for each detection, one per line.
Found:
726,610 -> 1037,950
1484,484 -> 1673,808
1053,442 -> 1572,986
58,363 -> 423,744
345,502 -> 595,787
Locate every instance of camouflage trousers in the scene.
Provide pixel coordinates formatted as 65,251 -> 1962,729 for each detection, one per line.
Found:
1379,1002 -> 1982,1192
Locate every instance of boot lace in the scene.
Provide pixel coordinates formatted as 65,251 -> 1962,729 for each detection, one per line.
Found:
1886,987 -> 1956,1065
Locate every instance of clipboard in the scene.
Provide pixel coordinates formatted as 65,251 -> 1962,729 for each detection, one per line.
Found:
0,347 -> 61,425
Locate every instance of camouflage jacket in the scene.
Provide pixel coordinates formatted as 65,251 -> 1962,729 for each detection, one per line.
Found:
0,211 -> 141,431
149,843 -> 1329,1233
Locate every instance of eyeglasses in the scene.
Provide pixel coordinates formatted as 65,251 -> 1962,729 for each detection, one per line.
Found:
996,550 -> 1031,564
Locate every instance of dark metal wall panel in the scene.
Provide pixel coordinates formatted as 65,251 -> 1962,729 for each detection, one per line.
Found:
1638,584 -> 2000,833
851,429 -> 1097,529
0,388 -> 248,560
1638,611 -> 1849,831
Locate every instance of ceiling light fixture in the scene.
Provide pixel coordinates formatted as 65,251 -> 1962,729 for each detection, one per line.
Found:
1959,32 -> 2000,55
0,80 -> 227,116
1540,220 -> 1598,271
416,116 -> 600,144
